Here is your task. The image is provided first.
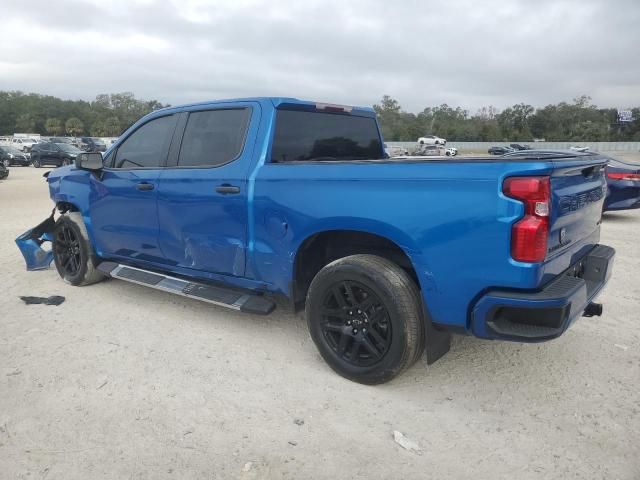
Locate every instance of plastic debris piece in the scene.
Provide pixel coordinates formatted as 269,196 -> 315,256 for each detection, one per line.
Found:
393,430 -> 423,455
19,295 -> 65,306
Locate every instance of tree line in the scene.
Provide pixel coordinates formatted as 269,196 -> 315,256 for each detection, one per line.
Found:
1,90 -> 638,142
0,91 -> 168,137
374,95 -> 640,142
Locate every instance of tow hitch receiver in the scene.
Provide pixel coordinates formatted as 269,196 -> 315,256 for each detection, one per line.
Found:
15,209 -> 56,271
583,302 -> 603,317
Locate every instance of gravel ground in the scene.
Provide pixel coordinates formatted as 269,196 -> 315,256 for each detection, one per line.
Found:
1,165 -> 639,479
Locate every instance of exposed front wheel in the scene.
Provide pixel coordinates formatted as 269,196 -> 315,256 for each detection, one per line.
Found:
306,254 -> 424,384
52,212 -> 105,286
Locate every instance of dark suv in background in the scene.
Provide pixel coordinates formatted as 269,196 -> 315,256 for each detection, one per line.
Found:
30,142 -> 83,168
0,145 -> 31,166
80,137 -> 107,152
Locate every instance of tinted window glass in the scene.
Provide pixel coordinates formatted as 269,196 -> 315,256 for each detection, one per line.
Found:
178,109 -> 250,167
114,115 -> 176,168
271,110 -> 383,162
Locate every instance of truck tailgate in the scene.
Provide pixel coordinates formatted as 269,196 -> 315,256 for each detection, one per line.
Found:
546,156 -> 608,262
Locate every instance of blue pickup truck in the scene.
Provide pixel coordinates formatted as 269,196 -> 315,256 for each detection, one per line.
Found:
17,97 -> 615,384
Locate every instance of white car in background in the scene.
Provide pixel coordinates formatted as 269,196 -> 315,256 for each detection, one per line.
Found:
11,137 -> 38,152
384,144 -> 409,157
417,134 -> 446,146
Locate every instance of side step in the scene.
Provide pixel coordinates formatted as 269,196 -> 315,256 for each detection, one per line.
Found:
97,261 -> 275,315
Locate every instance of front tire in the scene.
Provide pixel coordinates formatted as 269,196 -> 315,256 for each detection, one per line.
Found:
32,158 -> 41,168
52,212 -> 105,286
306,254 -> 424,384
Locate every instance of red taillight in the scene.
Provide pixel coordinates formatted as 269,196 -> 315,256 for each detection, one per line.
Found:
607,171 -> 640,181
503,176 -> 551,263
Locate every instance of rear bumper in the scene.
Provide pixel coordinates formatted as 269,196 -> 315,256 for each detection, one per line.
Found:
471,244 -> 615,341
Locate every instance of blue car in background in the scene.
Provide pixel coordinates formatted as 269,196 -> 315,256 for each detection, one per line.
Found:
604,157 -> 640,212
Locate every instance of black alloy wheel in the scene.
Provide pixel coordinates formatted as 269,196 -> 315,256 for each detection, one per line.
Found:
320,280 -> 392,367
54,224 -> 82,277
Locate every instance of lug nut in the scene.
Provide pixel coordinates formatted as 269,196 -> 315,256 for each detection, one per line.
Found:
353,329 -> 358,334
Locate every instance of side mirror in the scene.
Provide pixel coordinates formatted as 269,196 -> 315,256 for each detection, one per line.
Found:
75,152 -> 103,171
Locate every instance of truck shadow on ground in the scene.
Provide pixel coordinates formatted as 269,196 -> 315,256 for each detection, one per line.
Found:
602,212 -> 639,223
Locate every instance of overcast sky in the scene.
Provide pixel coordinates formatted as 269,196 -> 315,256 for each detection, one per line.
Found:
1,0 -> 639,112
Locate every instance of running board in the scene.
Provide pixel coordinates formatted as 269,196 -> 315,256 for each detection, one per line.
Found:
97,261 -> 275,315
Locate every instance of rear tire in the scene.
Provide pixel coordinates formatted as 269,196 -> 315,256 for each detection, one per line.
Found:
32,158 -> 41,168
52,212 -> 105,286
306,254 -> 424,384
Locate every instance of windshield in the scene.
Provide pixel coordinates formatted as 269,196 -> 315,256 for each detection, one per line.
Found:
56,143 -> 82,153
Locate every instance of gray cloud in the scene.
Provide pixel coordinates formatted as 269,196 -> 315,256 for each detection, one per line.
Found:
1,0 -> 639,112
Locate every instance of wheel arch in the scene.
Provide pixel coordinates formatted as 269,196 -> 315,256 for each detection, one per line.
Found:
290,225 -> 429,310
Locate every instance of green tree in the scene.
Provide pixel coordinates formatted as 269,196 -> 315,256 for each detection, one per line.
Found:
65,117 -> 84,136
15,113 -> 36,132
45,118 -> 64,135
104,116 -> 121,136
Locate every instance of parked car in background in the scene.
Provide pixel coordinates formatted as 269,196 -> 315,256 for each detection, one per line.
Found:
570,146 -> 590,153
417,134 -> 446,145
48,137 -> 83,148
0,136 -> 12,145
30,142 -> 83,168
384,144 -> 409,157
415,144 -> 444,156
0,145 -> 31,166
11,137 -> 38,152
0,162 -> 8,179
488,145 -> 515,155
604,157 -> 640,211
80,137 -> 107,153
510,143 -> 531,150
445,147 -> 458,156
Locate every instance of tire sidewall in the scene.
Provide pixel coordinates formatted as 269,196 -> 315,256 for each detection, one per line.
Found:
32,158 -> 41,168
53,215 -> 92,285
306,261 -> 413,383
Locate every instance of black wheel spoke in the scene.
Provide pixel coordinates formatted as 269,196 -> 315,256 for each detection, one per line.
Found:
343,282 -> 357,306
367,326 -> 386,347
361,337 -> 381,357
323,323 -> 344,333
336,333 -> 350,356
331,286 -> 348,308
321,307 -> 348,319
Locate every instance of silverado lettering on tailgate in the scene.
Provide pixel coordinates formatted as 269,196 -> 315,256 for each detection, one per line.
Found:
558,186 -> 605,215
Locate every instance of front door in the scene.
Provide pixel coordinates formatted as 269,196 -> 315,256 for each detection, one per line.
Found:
156,102 -> 260,277
89,113 -> 178,262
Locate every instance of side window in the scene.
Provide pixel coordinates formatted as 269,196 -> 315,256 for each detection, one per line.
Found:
178,109 -> 250,167
113,115 -> 177,169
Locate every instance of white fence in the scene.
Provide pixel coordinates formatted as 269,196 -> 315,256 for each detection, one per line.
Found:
387,141 -> 640,153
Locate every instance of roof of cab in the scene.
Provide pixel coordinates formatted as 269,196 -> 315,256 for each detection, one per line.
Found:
153,97 -> 376,115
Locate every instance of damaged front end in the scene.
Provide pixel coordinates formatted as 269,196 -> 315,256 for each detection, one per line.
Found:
15,209 -> 56,270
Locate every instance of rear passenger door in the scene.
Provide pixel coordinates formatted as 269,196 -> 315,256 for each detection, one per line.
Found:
156,102 -> 260,277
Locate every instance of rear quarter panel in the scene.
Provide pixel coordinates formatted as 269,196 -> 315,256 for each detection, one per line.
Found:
252,159 -> 556,330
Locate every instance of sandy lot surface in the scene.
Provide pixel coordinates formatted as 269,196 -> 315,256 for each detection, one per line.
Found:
1,166 -> 639,479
